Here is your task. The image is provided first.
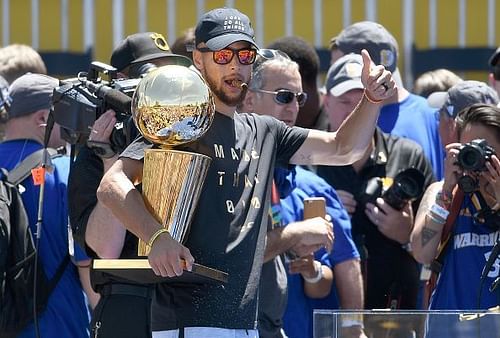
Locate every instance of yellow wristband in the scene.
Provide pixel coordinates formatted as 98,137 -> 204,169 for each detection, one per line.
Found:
148,228 -> 170,248
363,90 -> 383,104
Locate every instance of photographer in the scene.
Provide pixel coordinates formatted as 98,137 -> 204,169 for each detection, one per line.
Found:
67,32 -> 191,338
316,54 -> 435,312
411,104 -> 500,336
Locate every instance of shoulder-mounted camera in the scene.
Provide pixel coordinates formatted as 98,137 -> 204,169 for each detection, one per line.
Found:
51,61 -> 154,152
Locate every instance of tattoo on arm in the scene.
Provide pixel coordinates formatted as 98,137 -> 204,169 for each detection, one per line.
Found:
421,226 -> 439,247
416,184 -> 440,220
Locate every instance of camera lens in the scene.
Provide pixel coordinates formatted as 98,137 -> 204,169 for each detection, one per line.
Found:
382,168 -> 425,210
397,176 -> 419,197
457,144 -> 485,171
458,175 -> 478,193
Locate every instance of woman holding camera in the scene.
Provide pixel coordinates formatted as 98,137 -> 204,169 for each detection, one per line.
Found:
411,103 -> 500,336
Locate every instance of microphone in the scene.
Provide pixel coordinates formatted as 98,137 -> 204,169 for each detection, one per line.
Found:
481,237 -> 500,280
101,88 -> 132,114
86,81 -> 132,114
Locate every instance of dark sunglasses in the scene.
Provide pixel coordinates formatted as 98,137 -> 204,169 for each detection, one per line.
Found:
197,47 -> 257,65
254,88 -> 308,107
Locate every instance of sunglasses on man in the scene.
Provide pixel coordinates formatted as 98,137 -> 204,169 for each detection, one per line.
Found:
197,47 -> 257,65
253,88 -> 308,107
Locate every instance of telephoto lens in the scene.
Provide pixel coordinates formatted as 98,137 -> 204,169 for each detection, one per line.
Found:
382,168 -> 425,211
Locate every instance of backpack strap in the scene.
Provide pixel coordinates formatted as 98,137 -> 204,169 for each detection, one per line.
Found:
3,147 -> 68,292
423,187 -> 464,308
5,148 -> 61,186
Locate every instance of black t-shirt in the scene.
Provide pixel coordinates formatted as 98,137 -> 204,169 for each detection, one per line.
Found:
120,112 -> 308,330
317,128 -> 435,309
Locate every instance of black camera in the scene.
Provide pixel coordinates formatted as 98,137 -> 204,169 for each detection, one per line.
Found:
456,139 -> 496,193
358,168 -> 426,211
457,139 -> 495,172
51,61 -> 152,150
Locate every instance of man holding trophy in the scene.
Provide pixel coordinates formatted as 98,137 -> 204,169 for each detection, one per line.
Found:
97,7 -> 395,338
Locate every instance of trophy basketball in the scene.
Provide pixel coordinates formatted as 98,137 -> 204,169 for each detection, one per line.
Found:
131,65 -> 215,256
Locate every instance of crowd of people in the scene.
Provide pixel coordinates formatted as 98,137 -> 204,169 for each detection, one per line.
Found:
0,6 -> 499,338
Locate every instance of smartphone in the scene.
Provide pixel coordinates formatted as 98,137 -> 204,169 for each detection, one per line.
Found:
285,197 -> 327,262
303,197 -> 326,220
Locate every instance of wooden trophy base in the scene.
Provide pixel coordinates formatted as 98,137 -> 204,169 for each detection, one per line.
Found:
91,259 -> 228,287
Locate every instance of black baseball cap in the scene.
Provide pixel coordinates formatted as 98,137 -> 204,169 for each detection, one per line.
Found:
110,32 -> 192,71
195,7 -> 258,51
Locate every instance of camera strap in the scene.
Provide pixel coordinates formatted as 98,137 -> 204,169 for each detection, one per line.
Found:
423,187 -> 463,308
470,191 -> 500,230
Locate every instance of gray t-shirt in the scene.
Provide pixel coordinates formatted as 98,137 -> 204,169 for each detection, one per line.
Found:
121,112 -> 308,330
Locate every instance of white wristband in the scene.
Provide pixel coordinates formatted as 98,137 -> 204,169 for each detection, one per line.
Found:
303,260 -> 323,284
429,203 -> 450,220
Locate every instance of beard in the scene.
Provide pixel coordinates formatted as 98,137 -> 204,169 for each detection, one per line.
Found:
202,69 -> 247,107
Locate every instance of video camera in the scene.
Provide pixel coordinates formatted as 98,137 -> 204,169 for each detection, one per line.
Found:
51,61 -> 153,151
456,139 -> 496,193
358,168 -> 426,211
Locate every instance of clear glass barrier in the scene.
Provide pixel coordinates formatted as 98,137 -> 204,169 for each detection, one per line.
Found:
313,308 -> 500,338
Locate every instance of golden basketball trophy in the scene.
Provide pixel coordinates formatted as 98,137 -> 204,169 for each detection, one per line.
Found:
92,65 -> 227,284
131,65 -> 215,256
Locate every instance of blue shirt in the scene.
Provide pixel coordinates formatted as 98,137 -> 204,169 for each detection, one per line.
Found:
0,140 -> 90,338
430,194 -> 500,310
378,93 -> 444,180
281,166 -> 359,338
426,195 -> 500,337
